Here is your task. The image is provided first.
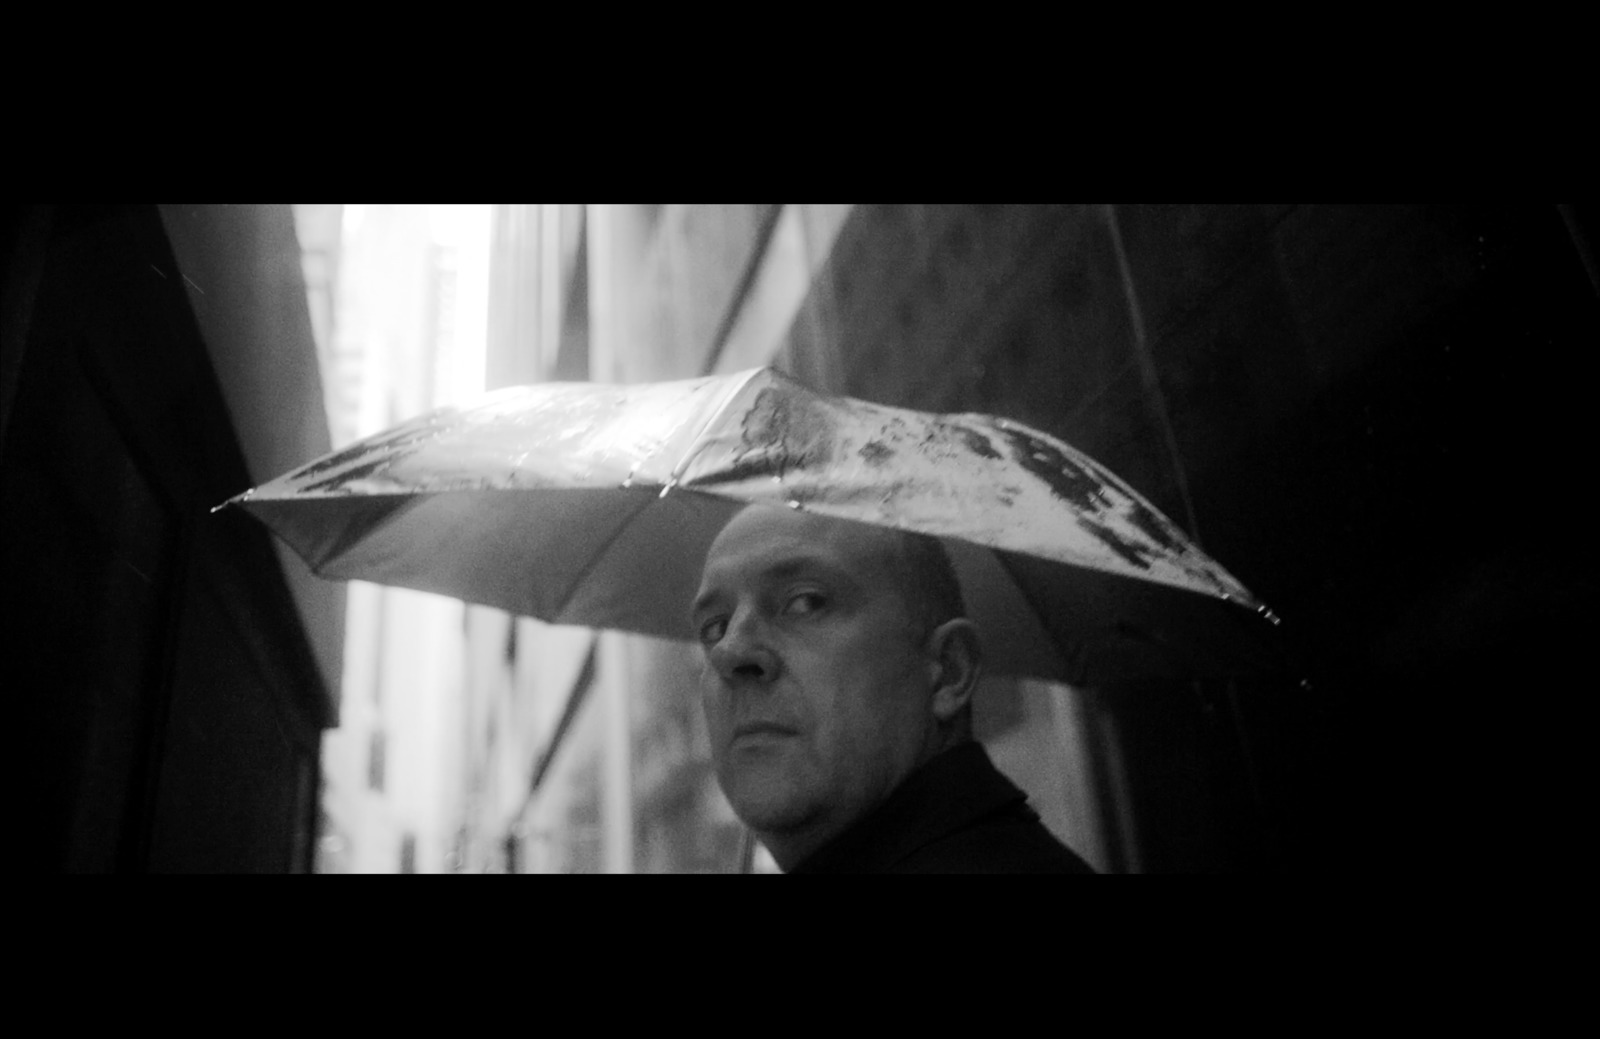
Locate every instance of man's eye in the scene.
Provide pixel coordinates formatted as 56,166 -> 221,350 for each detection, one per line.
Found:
698,617 -> 727,646
784,592 -> 826,616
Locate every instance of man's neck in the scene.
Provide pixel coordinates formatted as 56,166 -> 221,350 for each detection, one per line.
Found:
757,794 -> 877,871
757,735 -> 972,871
756,818 -> 841,873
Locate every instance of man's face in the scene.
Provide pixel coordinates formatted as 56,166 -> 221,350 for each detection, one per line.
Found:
693,506 -> 939,845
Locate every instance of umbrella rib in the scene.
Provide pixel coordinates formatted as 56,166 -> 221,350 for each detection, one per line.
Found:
664,366 -> 767,486
275,493 -> 424,575
993,549 -> 1090,686
548,489 -> 660,620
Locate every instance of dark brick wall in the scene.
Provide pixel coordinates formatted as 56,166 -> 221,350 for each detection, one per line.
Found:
4,206 -> 326,872
778,203 -> 1596,871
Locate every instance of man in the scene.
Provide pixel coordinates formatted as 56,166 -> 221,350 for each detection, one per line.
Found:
692,502 -> 1095,873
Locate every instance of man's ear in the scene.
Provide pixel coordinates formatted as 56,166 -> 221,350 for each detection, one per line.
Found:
926,618 -> 982,722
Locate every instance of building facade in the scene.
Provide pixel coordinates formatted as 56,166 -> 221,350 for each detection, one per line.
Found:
276,202 -> 1596,874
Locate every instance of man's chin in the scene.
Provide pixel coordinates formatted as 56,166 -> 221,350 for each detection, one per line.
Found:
720,768 -> 819,835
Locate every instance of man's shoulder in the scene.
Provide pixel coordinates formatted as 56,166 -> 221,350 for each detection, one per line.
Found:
887,800 -> 1098,874
790,741 -> 1098,874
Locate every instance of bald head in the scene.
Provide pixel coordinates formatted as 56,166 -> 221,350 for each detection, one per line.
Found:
696,506 -> 969,648
692,504 -> 982,869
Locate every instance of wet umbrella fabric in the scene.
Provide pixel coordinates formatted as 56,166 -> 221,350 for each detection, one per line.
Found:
222,367 -> 1282,686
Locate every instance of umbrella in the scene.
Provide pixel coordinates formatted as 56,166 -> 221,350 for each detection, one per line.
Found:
220,367 -> 1284,686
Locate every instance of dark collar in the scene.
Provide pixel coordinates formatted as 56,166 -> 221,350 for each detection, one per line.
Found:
786,741 -> 1027,874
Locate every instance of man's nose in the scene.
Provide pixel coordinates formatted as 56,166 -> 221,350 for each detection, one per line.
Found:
708,608 -> 780,685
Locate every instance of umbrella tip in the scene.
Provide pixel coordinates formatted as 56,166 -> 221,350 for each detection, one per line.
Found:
210,487 -> 255,514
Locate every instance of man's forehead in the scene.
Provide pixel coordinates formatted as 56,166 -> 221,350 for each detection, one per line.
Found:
698,506 -> 903,589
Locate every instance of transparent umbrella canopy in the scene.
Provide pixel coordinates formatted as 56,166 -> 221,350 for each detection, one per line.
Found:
221,366 -> 1284,686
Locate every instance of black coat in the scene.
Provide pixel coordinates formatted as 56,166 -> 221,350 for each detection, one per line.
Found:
786,741 -> 1097,874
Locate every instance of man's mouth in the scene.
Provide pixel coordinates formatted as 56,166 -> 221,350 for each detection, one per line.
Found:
731,721 -> 799,741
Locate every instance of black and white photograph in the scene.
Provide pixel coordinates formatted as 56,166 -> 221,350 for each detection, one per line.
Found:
6,203 -> 1592,873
